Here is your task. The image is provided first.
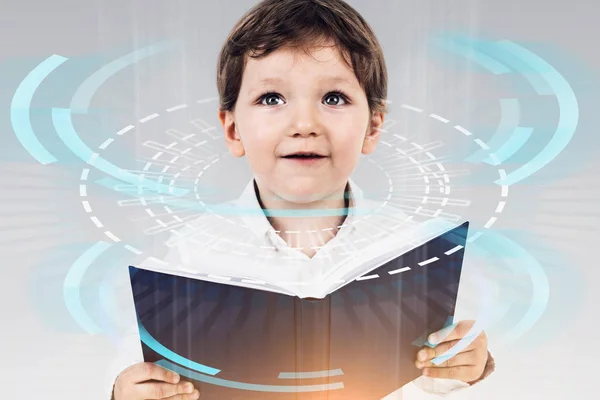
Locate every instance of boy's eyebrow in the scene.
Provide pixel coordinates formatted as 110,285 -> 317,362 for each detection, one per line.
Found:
245,77 -> 285,95
250,75 -> 354,93
316,75 -> 353,85
256,77 -> 286,86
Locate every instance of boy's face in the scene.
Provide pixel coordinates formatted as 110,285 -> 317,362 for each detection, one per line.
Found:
219,43 -> 384,204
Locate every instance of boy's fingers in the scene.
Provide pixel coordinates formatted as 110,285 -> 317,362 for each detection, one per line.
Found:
415,349 -> 476,369
126,363 -> 181,384
164,389 -> 201,400
416,339 -> 475,362
428,320 -> 475,345
423,365 -> 480,382
136,381 -> 195,399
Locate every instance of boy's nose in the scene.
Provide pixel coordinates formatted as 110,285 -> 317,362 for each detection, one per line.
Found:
291,102 -> 321,137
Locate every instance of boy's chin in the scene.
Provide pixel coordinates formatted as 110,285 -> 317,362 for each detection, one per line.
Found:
274,181 -> 345,204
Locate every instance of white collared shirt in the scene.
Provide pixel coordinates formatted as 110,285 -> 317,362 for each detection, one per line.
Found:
106,178 -> 493,399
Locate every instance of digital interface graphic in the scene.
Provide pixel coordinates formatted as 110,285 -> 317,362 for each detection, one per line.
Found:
10,36 -> 577,341
1,2 -> 598,399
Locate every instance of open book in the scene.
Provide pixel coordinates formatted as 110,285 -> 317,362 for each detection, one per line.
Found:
129,220 -> 469,400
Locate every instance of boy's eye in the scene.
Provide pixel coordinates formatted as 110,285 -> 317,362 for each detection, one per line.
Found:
323,93 -> 347,106
258,92 -> 349,106
260,93 -> 284,106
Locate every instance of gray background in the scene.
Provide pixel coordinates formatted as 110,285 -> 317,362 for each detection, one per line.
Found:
1,0 -> 599,399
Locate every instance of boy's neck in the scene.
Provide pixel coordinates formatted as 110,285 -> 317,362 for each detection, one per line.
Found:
255,180 -> 350,257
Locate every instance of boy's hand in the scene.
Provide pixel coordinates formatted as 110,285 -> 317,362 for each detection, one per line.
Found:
415,320 -> 488,384
113,362 -> 200,400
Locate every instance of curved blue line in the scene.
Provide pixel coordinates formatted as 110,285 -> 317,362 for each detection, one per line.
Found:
488,232 -> 550,341
413,316 -> 454,348
485,126 -> 534,165
63,241 -> 112,334
52,108 -> 188,196
432,233 -> 496,365
475,41 -> 552,95
10,55 -> 68,165
98,263 -> 123,340
138,320 -> 221,376
465,98 -> 522,164
438,36 -> 578,184
431,237 -> 495,365
70,41 -> 177,113
490,41 -> 579,185
155,359 -> 345,392
434,35 -> 511,74
278,369 -> 344,379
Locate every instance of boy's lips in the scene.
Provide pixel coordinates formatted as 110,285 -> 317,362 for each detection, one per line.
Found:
280,151 -> 329,166
281,151 -> 328,158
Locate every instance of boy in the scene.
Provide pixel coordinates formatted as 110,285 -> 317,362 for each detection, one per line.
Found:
109,0 -> 495,399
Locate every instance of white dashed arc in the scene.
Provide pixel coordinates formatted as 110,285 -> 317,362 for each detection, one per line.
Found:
78,99 -> 508,276
6,40 -> 551,367
73,98 -> 532,374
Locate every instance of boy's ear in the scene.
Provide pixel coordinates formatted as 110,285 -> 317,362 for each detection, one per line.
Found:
218,109 -> 245,157
362,111 -> 385,155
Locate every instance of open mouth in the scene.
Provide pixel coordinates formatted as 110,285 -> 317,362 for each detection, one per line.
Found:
282,153 -> 327,159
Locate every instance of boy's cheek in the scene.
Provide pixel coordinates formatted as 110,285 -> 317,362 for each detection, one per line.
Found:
244,154 -> 274,174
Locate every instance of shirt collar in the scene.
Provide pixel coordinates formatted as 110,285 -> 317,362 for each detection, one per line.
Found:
235,177 -> 365,249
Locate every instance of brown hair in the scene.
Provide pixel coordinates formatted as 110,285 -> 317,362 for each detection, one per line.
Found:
216,0 -> 388,115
